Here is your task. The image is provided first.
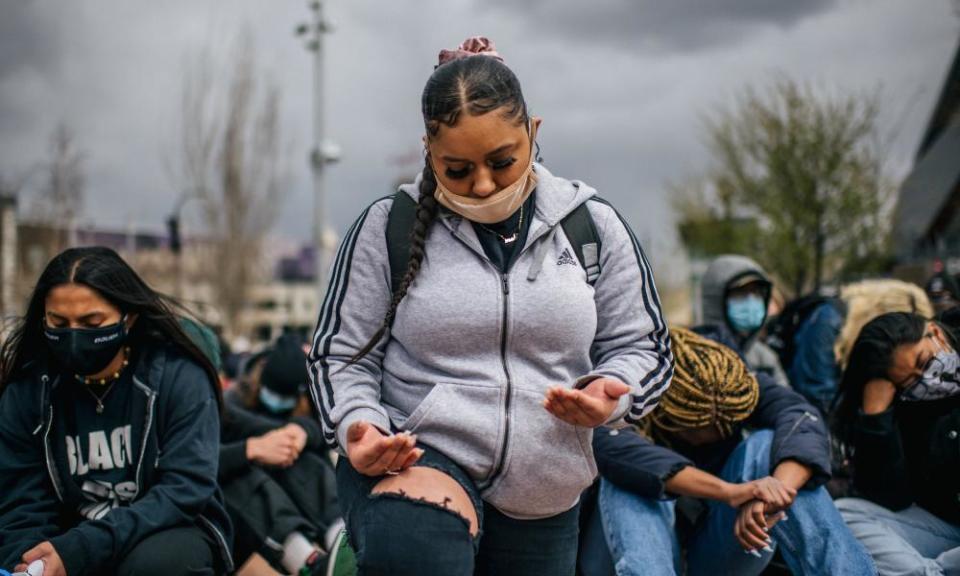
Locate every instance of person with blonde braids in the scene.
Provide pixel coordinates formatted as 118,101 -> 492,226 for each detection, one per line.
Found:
580,327 -> 875,576
307,37 -> 672,576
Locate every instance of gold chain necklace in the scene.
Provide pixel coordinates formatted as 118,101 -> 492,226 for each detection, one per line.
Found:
477,203 -> 524,245
78,346 -> 131,414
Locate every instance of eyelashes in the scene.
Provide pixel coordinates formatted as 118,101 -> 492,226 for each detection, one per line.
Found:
445,157 -> 517,180
445,166 -> 470,179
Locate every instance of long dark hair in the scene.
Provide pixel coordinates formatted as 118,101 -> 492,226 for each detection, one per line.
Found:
831,311 -> 950,449
0,246 -> 222,406
349,54 -> 529,363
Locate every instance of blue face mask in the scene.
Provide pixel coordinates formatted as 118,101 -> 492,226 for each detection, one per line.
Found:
726,294 -> 766,334
258,386 -> 298,414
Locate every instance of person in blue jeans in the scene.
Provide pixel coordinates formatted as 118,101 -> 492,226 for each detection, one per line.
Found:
580,327 -> 876,576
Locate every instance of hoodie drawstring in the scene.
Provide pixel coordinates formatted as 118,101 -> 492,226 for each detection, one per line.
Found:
527,225 -> 560,282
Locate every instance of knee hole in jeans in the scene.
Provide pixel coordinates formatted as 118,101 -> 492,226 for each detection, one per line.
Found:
372,466 -> 479,536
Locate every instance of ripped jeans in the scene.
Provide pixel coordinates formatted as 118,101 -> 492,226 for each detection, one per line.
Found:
336,442 -> 580,576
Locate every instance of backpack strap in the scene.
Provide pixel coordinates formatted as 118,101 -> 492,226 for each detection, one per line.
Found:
388,190 -> 602,290
560,201 -> 602,285
386,191 -> 418,296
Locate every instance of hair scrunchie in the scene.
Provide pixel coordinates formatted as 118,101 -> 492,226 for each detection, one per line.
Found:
437,36 -> 504,68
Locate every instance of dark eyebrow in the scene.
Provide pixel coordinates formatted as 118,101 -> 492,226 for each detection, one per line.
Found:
441,143 -> 517,164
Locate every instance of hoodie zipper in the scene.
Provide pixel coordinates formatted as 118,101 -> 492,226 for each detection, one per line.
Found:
199,515 -> 235,573
133,376 -> 157,498
486,273 -> 513,486
43,407 -> 66,502
39,375 -> 65,503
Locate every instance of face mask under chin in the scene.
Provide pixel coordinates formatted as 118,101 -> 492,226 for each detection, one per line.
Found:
430,121 -> 538,224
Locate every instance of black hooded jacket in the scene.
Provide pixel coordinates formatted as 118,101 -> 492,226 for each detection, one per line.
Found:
0,345 -> 233,575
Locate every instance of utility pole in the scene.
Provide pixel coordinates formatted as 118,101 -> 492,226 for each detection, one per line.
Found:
297,1 -> 339,300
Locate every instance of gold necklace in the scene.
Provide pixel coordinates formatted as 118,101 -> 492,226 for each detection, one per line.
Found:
477,203 -> 524,245
79,346 -> 131,414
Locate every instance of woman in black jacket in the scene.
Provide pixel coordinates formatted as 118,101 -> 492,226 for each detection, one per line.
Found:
0,247 -> 232,576
834,311 -> 960,575
580,327 -> 874,576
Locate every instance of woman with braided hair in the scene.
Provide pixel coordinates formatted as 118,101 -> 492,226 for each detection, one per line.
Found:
307,37 -> 671,575
581,327 -> 875,576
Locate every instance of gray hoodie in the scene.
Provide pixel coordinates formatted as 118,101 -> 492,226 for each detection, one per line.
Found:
700,254 -> 789,387
308,165 -> 672,519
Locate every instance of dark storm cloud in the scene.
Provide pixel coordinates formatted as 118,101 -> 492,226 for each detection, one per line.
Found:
0,2 -> 62,80
0,1 -> 66,133
482,0 -> 837,52
0,0 -> 956,289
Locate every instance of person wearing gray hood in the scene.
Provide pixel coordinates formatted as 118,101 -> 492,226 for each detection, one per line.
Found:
307,37 -> 672,576
699,255 -> 790,387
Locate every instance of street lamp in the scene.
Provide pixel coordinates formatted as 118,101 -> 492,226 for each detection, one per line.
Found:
296,1 -> 340,299
166,188 -> 210,299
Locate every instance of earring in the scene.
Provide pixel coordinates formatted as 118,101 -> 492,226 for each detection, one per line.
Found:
535,140 -> 543,163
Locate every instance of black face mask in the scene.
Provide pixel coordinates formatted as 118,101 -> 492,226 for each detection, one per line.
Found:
43,317 -> 128,376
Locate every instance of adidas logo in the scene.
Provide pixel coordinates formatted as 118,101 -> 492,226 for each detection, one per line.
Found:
557,248 -> 578,266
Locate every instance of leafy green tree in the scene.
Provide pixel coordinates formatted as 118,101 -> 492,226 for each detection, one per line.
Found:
675,78 -> 895,295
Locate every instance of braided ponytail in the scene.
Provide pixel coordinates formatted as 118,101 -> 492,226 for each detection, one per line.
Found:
348,160 -> 439,364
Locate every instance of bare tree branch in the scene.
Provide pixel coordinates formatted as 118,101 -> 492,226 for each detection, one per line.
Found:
28,124 -> 85,256
174,30 -> 285,340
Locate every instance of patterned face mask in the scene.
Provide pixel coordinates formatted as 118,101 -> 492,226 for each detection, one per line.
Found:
901,336 -> 960,402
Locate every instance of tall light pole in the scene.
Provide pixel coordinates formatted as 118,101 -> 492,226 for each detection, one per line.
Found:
297,1 -> 339,299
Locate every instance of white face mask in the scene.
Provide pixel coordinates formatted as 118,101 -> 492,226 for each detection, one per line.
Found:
431,122 -> 538,224
902,335 -> 960,402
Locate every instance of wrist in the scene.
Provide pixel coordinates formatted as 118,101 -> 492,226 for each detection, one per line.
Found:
719,481 -> 739,505
245,438 -> 258,461
773,460 -> 811,491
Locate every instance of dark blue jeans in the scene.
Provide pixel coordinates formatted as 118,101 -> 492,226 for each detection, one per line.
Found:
336,443 -> 580,576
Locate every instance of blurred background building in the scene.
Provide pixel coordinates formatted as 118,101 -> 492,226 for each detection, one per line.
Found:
893,41 -> 960,279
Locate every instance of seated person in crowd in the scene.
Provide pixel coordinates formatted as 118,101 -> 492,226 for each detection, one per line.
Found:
833,311 -> 960,576
579,327 -> 874,576
778,280 -> 932,416
220,334 -> 344,575
925,267 -> 960,314
699,255 -> 789,387
0,247 -> 232,576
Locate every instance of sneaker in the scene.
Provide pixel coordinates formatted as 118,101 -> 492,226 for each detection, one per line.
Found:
325,529 -> 357,576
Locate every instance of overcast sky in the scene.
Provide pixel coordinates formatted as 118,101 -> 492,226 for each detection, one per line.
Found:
1,0 -> 958,284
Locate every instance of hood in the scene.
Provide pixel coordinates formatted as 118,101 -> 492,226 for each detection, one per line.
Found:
398,163 -> 596,230
700,254 -> 771,328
